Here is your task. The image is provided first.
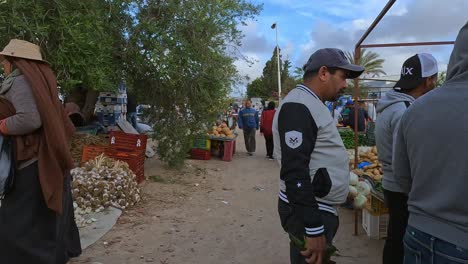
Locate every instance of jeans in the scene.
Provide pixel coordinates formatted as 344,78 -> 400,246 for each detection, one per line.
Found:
383,189 -> 409,264
278,199 -> 339,264
404,225 -> 468,264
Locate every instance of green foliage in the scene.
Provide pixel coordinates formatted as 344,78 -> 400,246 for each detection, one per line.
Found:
0,0 -> 130,91
247,78 -> 268,98
293,66 -> 304,82
281,59 -> 297,95
345,49 -> 386,77
342,49 -> 386,98
339,129 -> 366,149
126,0 -> 261,167
246,47 -> 297,98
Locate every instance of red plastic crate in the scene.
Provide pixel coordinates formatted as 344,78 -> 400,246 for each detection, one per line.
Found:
190,148 -> 211,160
107,149 -> 145,183
109,131 -> 148,151
222,140 -> 236,162
81,145 -> 109,165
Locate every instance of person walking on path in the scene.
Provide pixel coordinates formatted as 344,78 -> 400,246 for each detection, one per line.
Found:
260,101 -> 276,160
0,39 -> 81,264
393,22 -> 468,263
375,53 -> 438,264
238,99 -> 259,156
273,48 -> 364,264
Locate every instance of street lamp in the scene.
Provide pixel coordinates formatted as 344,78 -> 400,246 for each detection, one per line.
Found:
271,22 -> 282,104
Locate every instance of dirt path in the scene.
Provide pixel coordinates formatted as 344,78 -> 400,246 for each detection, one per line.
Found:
75,131 -> 383,264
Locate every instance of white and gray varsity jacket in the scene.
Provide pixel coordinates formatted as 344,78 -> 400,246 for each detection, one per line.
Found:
273,84 -> 350,237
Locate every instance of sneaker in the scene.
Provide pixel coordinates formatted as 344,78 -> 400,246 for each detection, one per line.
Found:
268,157 -> 274,161
247,152 -> 253,156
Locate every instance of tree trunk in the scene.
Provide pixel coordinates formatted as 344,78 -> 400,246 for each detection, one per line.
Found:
82,90 -> 99,123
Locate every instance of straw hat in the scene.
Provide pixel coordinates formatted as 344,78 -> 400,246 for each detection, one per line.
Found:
0,39 -> 48,64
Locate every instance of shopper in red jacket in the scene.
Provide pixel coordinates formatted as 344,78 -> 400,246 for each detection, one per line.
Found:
260,101 -> 276,160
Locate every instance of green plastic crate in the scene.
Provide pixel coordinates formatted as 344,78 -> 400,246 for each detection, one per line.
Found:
192,137 -> 211,150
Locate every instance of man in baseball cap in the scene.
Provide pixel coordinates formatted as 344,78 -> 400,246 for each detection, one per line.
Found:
273,48 -> 363,264
303,48 -> 365,79
394,53 -> 439,91
375,53 -> 438,264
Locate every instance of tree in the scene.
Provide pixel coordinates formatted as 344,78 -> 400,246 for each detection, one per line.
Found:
280,59 -> 297,95
293,66 -> 304,82
252,48 -> 297,98
0,0 -> 132,120
343,49 -> 386,98
345,49 -> 386,77
0,0 -> 262,167
125,0 -> 261,167
261,47 -> 281,97
246,78 -> 267,98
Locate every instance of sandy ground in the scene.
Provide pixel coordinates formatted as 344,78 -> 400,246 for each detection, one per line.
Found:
75,131 -> 383,264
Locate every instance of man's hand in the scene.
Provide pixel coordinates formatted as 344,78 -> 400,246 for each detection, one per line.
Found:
300,235 -> 326,264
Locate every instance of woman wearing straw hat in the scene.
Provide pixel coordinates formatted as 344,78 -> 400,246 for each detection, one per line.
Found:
0,39 -> 81,263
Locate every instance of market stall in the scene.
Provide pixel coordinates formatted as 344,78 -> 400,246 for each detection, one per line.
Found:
346,146 -> 389,239
70,127 -> 149,227
68,88 -> 150,228
190,122 -> 237,162
349,0 -> 456,238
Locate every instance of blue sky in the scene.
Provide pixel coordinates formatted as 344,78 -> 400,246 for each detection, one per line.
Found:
232,0 -> 468,96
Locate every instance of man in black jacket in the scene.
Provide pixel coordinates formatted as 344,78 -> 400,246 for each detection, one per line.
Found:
273,48 -> 364,264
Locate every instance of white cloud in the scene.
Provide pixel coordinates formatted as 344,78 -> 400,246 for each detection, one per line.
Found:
268,0 -> 388,20
352,19 -> 372,31
232,0 -> 466,96
234,52 -> 264,81
238,20 -> 271,54
281,41 -> 295,61
295,0 -> 467,76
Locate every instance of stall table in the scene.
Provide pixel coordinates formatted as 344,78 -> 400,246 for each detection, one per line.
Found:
209,136 -> 237,162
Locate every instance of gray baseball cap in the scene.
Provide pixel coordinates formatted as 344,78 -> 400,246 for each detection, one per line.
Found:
303,48 -> 365,79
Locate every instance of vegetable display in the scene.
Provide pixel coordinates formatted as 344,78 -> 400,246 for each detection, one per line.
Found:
71,154 -> 142,227
349,146 -> 383,182
347,171 -> 372,210
339,129 -> 366,149
207,123 -> 235,139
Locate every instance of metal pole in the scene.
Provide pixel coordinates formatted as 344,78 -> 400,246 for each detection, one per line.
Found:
353,46 -> 361,236
355,0 -> 396,48
357,78 -> 398,82
351,0 -> 396,238
361,41 -> 455,48
353,47 -> 361,171
276,25 -> 282,104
